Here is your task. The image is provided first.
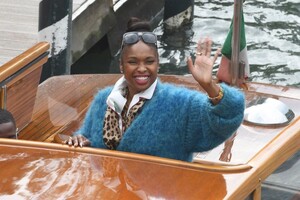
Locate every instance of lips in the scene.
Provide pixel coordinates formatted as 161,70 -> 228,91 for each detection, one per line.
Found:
134,75 -> 150,85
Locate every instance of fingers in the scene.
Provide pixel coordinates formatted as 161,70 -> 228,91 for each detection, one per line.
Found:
73,136 -> 79,147
195,37 -> 220,65
78,135 -> 91,147
197,37 -> 214,57
196,38 -> 202,53
206,38 -> 212,57
64,135 -> 90,148
186,56 -> 195,73
213,48 -> 221,63
64,136 -> 74,145
203,38 -> 208,56
83,139 -> 91,147
78,136 -> 83,147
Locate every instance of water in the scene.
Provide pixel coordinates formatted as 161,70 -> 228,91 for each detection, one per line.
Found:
73,0 -> 300,87
154,0 -> 300,87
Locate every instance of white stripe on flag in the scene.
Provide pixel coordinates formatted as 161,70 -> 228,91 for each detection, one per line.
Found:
239,47 -> 249,78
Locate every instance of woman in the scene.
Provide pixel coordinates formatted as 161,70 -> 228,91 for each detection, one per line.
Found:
66,18 -> 245,162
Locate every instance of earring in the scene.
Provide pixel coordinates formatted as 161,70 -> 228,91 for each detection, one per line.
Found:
120,70 -> 123,74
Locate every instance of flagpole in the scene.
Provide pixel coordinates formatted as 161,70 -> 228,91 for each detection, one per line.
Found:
231,0 -> 243,86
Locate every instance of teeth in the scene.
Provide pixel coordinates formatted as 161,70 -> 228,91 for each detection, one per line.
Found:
135,76 -> 148,80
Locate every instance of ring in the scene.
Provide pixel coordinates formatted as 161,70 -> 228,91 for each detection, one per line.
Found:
196,52 -> 202,56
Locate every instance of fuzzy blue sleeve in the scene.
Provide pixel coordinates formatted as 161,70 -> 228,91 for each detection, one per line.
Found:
185,83 -> 245,152
74,87 -> 112,147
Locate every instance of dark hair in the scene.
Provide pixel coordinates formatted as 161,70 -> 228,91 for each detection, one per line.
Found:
126,17 -> 152,32
120,17 -> 158,63
0,109 -> 16,127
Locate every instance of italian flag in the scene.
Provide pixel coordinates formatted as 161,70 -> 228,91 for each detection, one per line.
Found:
217,8 -> 249,83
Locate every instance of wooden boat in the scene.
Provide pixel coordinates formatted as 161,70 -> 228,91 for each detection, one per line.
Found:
1,1 -> 300,199
0,40 -> 299,199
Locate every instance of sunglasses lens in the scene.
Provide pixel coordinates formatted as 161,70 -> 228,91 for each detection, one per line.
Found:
142,33 -> 157,44
122,32 -> 157,49
123,33 -> 139,44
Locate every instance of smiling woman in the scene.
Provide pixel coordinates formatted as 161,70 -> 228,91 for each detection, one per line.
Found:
66,17 -> 245,162
120,33 -> 159,98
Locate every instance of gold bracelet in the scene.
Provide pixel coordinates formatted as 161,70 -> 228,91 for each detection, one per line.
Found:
208,84 -> 224,102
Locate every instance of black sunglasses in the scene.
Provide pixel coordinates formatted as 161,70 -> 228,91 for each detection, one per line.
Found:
121,32 -> 157,49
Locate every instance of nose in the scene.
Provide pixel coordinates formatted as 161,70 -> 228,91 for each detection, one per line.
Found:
137,63 -> 147,73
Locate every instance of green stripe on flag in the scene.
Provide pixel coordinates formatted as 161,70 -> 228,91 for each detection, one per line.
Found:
221,9 -> 247,60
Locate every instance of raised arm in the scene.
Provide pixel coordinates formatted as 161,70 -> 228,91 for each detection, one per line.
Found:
187,37 -> 222,105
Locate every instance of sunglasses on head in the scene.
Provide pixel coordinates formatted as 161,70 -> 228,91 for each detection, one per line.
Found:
121,32 -> 157,49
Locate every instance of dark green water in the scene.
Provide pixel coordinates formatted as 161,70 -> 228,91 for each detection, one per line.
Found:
154,0 -> 300,87
73,0 -> 300,87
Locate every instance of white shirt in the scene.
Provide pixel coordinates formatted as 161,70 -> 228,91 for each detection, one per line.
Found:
106,76 -> 158,132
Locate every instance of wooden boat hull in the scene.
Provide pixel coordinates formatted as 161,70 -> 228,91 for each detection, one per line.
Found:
0,43 -> 299,199
0,139 -> 235,199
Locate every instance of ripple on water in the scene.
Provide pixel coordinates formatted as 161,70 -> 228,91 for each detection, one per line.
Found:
154,0 -> 300,87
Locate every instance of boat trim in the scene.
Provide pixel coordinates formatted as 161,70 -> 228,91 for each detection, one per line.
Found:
0,138 -> 252,173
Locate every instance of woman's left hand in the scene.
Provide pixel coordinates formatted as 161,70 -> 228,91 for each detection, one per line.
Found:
187,37 -> 220,86
64,134 -> 91,147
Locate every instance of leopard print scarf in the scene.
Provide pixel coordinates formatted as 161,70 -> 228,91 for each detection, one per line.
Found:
103,98 -> 146,150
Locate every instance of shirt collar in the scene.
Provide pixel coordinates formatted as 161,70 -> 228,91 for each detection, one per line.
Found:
107,76 -> 157,114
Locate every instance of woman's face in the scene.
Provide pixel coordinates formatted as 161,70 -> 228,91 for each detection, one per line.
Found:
120,41 -> 159,96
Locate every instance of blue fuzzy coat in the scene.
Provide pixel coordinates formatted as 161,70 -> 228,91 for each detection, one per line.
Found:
75,81 -> 245,161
